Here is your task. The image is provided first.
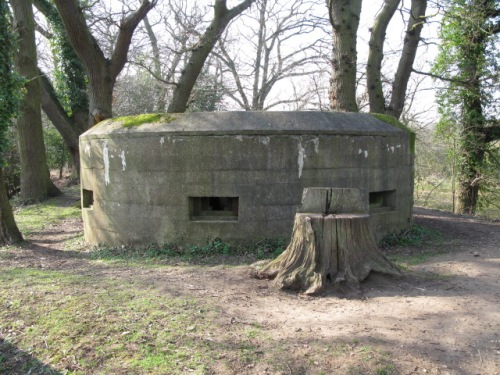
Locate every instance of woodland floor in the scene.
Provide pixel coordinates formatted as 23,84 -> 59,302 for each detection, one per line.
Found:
0,186 -> 499,375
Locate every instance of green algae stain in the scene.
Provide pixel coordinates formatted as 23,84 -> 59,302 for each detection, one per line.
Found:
370,113 -> 416,154
113,113 -> 177,128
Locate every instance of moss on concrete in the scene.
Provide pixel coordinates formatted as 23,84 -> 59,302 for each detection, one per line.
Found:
113,113 -> 177,128
370,113 -> 415,154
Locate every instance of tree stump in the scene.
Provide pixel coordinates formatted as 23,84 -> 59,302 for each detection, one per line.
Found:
253,188 -> 400,295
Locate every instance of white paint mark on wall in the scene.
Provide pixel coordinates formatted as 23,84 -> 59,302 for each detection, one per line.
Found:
260,136 -> 270,145
298,139 -> 306,178
160,136 -> 165,145
236,135 -> 243,141
120,150 -> 126,171
358,148 -> 368,158
85,144 -> 91,157
312,138 -> 319,153
103,142 -> 110,185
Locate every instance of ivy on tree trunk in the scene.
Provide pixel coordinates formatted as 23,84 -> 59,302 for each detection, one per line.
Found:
0,168 -> 22,244
0,0 -> 22,244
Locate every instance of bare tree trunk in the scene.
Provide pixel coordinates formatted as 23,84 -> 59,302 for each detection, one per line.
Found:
11,0 -> 60,203
328,0 -> 362,112
253,188 -> 400,295
167,0 -> 255,113
0,168 -> 23,244
367,0 -> 401,113
87,73 -> 114,125
251,0 -> 267,110
386,0 -> 427,119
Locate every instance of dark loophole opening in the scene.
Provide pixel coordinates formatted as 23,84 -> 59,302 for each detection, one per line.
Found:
369,190 -> 396,213
189,197 -> 239,221
82,189 -> 94,209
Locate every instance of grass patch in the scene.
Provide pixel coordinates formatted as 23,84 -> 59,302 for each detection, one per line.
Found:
376,363 -> 396,375
13,194 -> 81,235
1,266 -> 325,374
0,267 -> 252,374
328,339 -> 399,375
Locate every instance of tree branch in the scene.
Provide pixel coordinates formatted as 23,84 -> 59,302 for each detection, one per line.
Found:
387,0 -> 427,119
130,61 -> 178,86
367,0 -> 401,113
412,68 -> 470,85
38,70 -> 82,145
167,0 -> 256,113
213,41 -> 251,110
480,124 -> 500,143
488,21 -> 500,34
110,0 -> 157,79
34,21 -> 52,39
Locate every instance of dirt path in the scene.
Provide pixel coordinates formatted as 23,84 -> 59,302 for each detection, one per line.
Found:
3,202 -> 499,375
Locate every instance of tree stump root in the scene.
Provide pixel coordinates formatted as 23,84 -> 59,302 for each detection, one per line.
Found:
252,213 -> 400,295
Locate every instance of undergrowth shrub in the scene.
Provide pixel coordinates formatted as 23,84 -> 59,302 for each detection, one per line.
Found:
88,238 -> 287,262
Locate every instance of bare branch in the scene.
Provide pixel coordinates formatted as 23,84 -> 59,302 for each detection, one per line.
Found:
34,21 -> 52,39
412,68 -> 471,85
130,61 -> 179,87
110,0 -> 157,79
167,0 -> 256,113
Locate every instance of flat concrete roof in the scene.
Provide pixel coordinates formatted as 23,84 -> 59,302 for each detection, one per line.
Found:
83,111 -> 407,138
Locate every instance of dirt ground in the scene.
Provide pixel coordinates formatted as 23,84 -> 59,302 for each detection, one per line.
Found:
3,196 -> 500,375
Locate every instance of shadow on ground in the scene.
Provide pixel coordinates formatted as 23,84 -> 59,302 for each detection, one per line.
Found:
0,338 -> 60,375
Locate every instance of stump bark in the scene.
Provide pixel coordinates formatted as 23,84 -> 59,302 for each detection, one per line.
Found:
253,188 -> 400,295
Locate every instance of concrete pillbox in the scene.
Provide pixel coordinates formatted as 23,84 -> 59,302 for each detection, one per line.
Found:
80,111 -> 414,246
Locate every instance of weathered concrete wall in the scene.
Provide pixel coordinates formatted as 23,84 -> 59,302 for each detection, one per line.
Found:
80,112 -> 414,246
